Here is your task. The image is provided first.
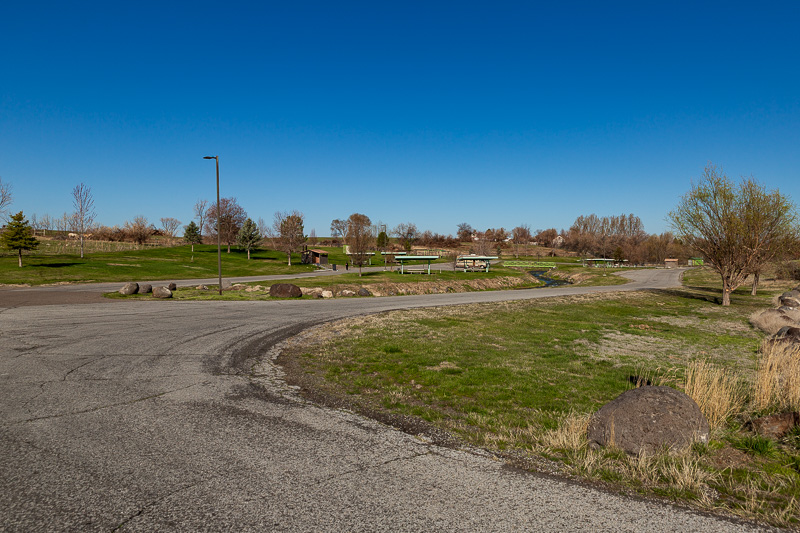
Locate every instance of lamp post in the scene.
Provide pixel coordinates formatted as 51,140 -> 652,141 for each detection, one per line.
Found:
203,156 -> 222,295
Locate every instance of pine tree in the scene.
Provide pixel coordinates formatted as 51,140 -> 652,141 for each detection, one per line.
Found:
1,211 -> 39,267
183,221 -> 202,252
237,218 -> 261,260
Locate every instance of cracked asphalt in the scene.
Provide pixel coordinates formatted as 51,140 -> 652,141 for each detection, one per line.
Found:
0,269 -> 776,531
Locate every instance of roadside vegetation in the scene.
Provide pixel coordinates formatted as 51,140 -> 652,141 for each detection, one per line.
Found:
279,267 -> 800,527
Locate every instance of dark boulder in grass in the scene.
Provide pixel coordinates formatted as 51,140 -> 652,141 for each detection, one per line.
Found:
770,326 -> 800,345
168,282 -> 177,291
269,283 -> 302,298
357,287 -> 371,296
588,386 -> 709,455
152,286 -> 173,299
139,284 -> 152,294
119,282 -> 139,295
747,412 -> 800,439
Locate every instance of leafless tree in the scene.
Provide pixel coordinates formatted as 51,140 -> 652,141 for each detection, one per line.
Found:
0,177 -> 12,221
393,222 -> 418,252
456,222 -> 474,243
669,163 -> 798,305
510,225 -> 532,258
160,217 -> 182,239
257,217 -> 269,239
346,213 -> 374,276
125,216 -> 153,245
71,183 -> 96,258
269,211 -> 306,265
205,197 -> 247,253
330,218 -> 348,246
193,199 -> 208,240
39,214 -> 53,236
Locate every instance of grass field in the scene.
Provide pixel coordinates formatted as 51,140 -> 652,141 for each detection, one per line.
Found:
0,244 -> 327,285
281,268 -> 800,526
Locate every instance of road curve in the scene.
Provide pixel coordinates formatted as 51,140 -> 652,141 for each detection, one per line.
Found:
1,268 -> 771,531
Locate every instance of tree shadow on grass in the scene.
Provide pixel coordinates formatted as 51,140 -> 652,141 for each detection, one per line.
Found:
647,287 -> 722,305
37,262 -> 84,268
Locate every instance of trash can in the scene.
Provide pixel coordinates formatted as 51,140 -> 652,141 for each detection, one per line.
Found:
332,264 -> 337,271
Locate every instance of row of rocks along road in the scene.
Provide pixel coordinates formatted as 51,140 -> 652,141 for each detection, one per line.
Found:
0,268 -> 778,531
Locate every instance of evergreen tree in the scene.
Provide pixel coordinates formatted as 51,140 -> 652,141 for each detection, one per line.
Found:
237,218 -> 262,260
1,211 -> 39,267
183,221 -> 202,252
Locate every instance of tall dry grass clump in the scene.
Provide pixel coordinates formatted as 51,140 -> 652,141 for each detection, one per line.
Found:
684,360 -> 745,429
749,308 -> 800,335
753,342 -> 800,411
538,411 -> 590,451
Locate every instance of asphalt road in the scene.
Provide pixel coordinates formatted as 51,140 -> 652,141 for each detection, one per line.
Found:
0,269 -> 774,531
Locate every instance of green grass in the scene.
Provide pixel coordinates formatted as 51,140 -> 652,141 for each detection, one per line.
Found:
282,278 -> 800,526
0,244 -> 317,285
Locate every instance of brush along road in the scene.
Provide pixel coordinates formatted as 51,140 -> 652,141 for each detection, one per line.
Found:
0,268 -> 767,531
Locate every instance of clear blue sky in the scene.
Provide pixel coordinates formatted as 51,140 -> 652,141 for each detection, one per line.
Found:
2,1 -> 798,237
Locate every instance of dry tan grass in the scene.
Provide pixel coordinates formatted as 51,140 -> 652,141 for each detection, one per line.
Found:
749,308 -> 800,335
753,342 -> 800,411
684,360 -> 746,429
538,411 -> 590,450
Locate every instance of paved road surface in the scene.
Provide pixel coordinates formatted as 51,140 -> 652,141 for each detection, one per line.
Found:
0,269 -> 773,531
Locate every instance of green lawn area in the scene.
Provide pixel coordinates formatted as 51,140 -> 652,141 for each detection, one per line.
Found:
281,271 -> 800,526
0,244 -> 318,285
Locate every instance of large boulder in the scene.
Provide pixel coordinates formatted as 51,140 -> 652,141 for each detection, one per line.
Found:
167,282 -> 177,291
588,386 -> 710,455
301,287 -> 323,298
119,282 -> 139,295
339,289 -> 356,297
152,286 -> 173,299
770,326 -> 800,345
357,287 -> 372,297
139,284 -> 152,294
321,290 -> 334,298
269,283 -> 302,298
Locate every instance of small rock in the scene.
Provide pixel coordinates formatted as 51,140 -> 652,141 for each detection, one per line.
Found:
269,283 -> 302,298
588,386 -> 710,455
229,284 -> 247,291
196,285 -> 208,290
139,284 -> 152,294
339,289 -> 356,297
152,286 -> 173,299
167,282 -> 177,291
119,282 -> 139,295
301,287 -> 323,298
747,412 -> 800,439
357,287 -> 371,296
321,290 -> 334,298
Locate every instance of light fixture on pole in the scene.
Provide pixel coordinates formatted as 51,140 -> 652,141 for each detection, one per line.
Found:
203,156 -> 222,295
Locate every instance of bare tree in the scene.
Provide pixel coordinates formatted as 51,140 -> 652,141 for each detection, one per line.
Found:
257,217 -> 269,239
393,222 -> 418,252
39,214 -> 53,236
205,197 -> 247,253
160,217 -> 182,239
510,225 -> 532,258
346,213 -> 374,276
71,183 -> 96,258
125,216 -> 153,245
739,177 -> 799,295
669,163 -> 797,305
270,211 -> 306,265
0,177 -> 12,222
456,222 -> 474,243
330,218 -> 348,246
193,199 -> 208,241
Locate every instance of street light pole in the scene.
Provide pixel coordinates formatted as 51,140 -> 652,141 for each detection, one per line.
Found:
203,156 -> 222,295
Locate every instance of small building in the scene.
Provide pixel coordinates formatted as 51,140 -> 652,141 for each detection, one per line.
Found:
303,249 -> 328,265
665,258 -> 679,269
688,257 -> 704,266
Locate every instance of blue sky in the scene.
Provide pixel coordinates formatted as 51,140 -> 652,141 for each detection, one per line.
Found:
2,1 -> 798,237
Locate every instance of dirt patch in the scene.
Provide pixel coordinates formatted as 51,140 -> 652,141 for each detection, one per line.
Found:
285,275 -> 537,298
